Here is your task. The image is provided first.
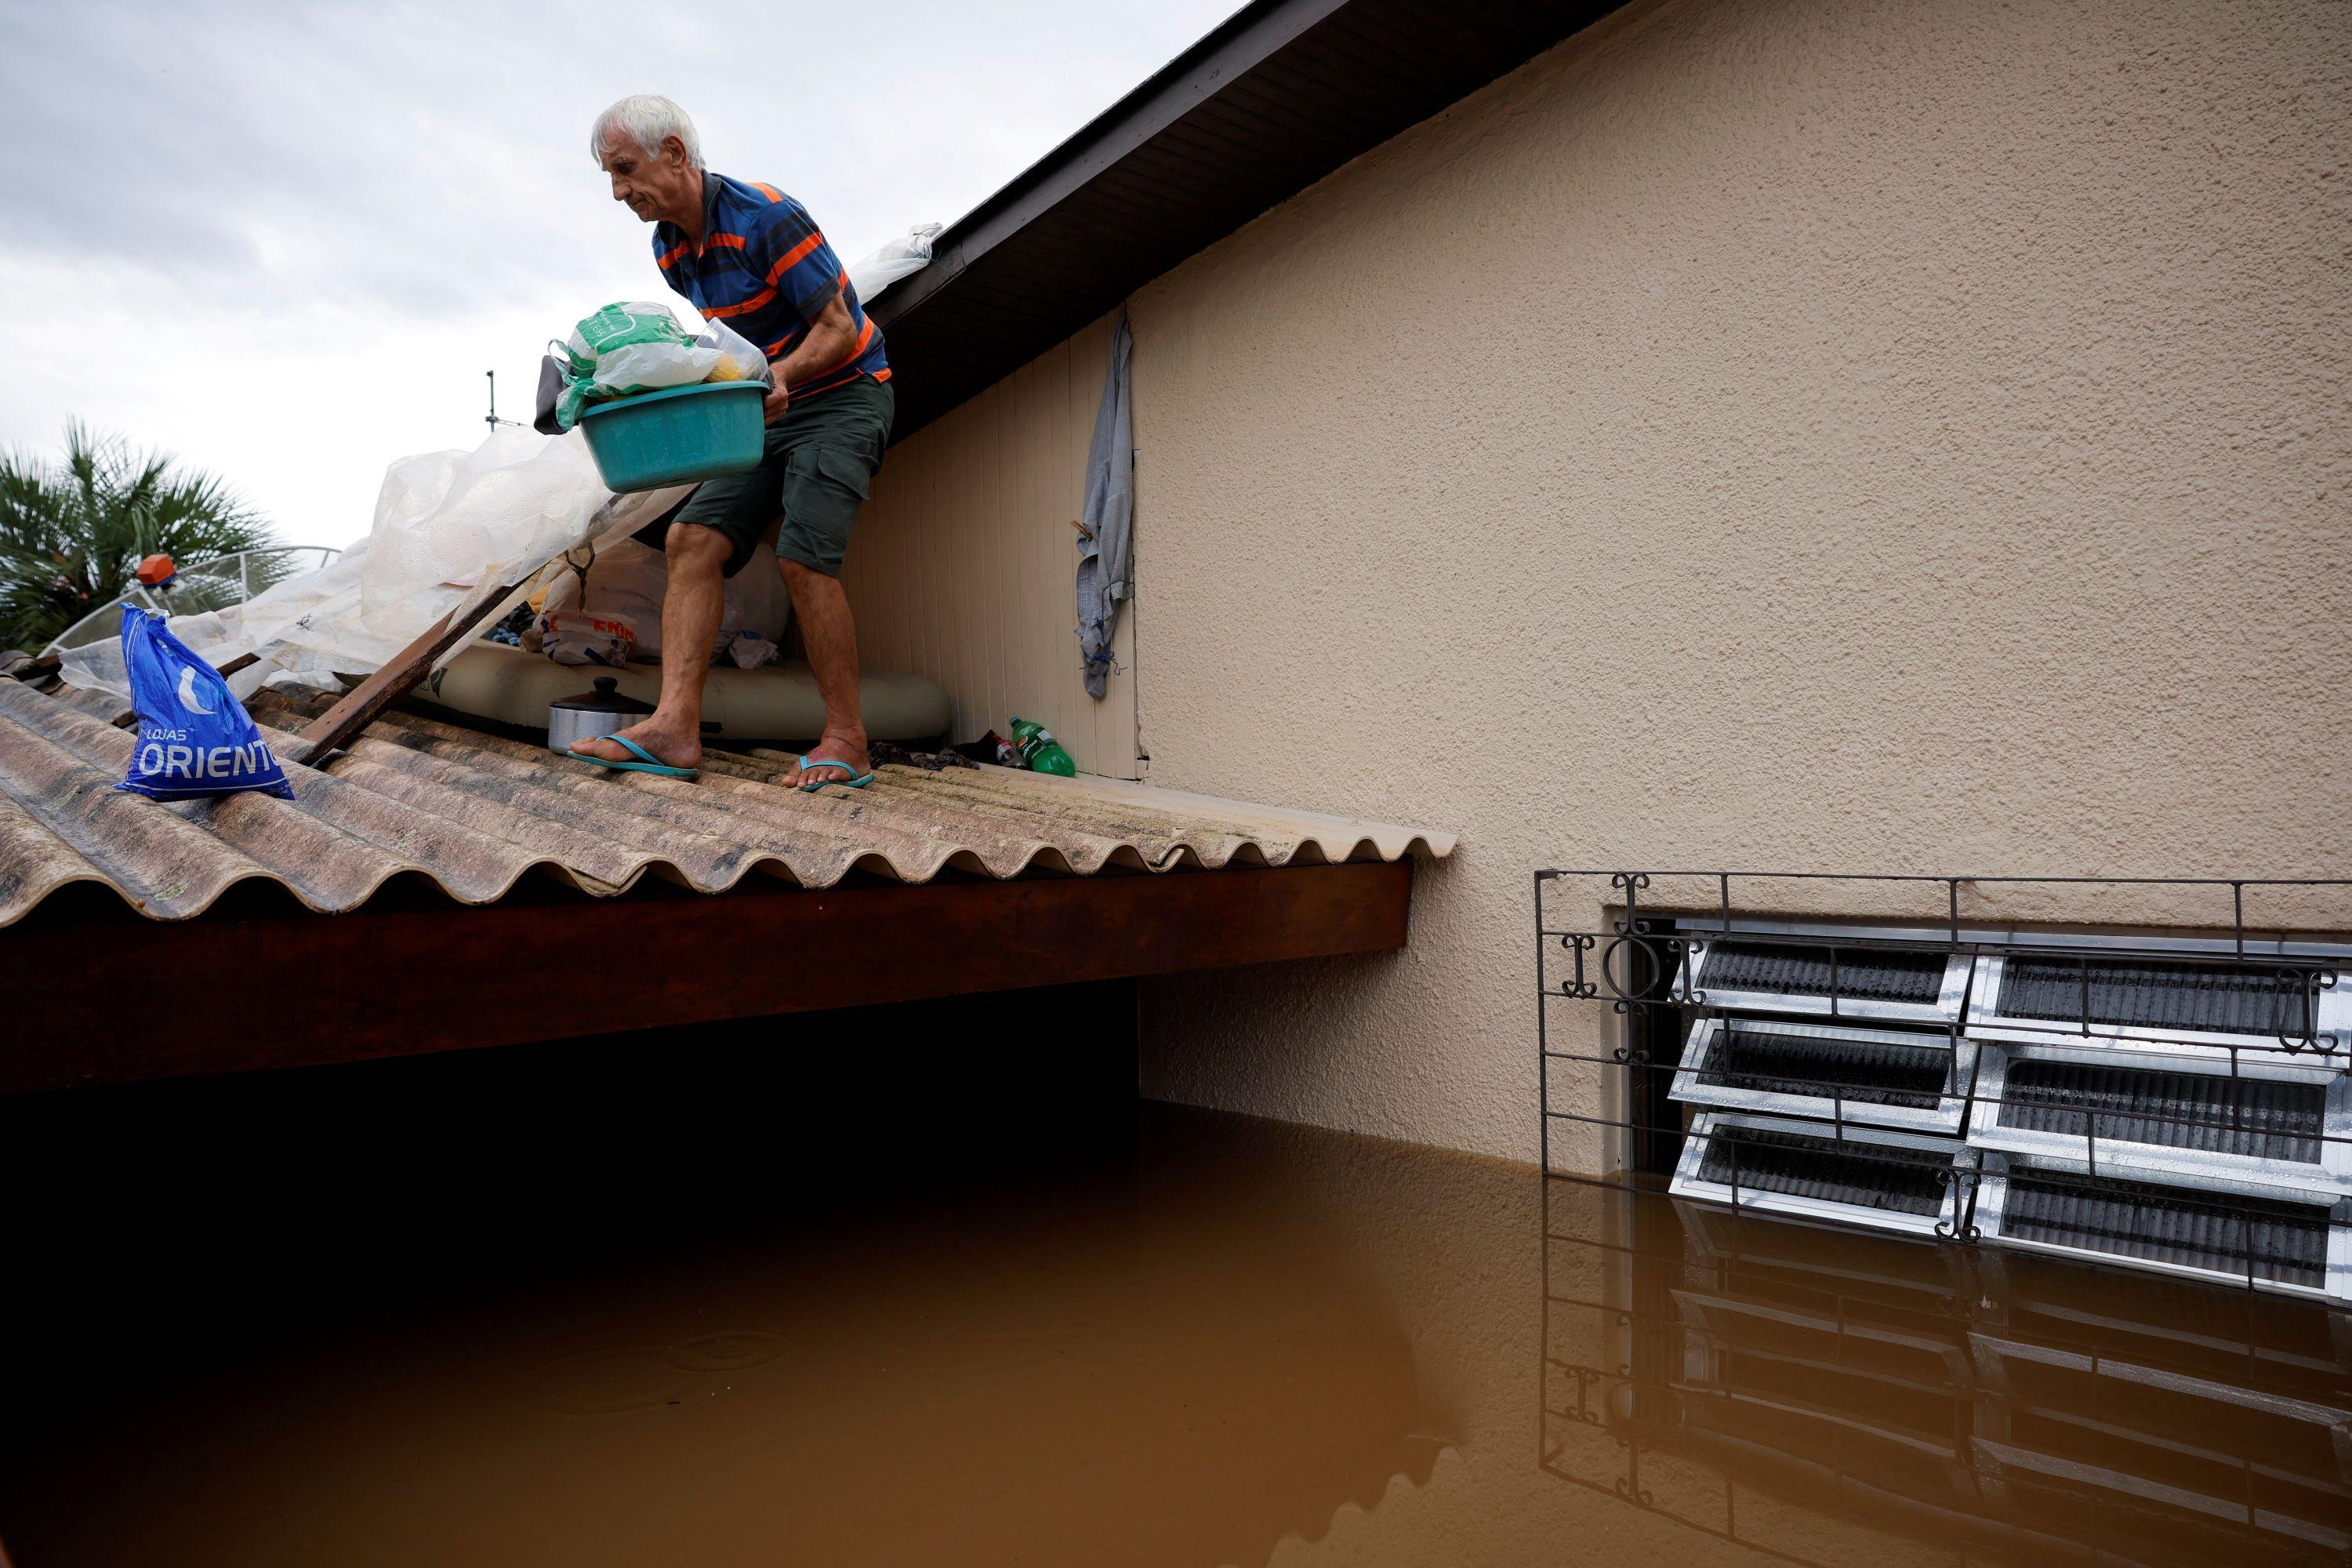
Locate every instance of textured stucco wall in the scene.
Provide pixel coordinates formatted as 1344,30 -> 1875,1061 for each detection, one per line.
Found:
1133,0 -> 2352,1165
843,312 -> 1138,778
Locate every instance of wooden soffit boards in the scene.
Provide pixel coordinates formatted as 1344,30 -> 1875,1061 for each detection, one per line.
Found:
0,860 -> 1412,1094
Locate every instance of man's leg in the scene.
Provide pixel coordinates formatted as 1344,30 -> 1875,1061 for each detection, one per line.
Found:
566,522 -> 731,771
780,557 -> 868,786
769,377 -> 892,787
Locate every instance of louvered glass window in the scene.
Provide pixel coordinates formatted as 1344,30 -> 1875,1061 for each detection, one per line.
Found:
1671,1018 -> 1973,1134
1669,1112 -> 1968,1237
1976,1157 -> 2346,1299
1677,938 -> 1970,1023
1972,953 -> 2348,1057
1966,1043 -> 2352,1200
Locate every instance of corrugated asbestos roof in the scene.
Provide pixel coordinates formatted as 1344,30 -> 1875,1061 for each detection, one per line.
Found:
0,679 -> 1451,926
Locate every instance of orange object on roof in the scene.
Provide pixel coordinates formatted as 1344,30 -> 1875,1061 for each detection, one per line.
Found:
135,554 -> 176,586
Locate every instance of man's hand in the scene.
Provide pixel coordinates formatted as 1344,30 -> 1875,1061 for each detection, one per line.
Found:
769,289 -> 858,402
762,374 -> 790,425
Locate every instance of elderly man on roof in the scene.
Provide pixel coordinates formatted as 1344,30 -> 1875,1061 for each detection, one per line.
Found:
569,95 -> 891,789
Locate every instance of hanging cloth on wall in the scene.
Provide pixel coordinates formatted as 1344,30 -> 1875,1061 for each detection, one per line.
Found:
1076,311 -> 1134,699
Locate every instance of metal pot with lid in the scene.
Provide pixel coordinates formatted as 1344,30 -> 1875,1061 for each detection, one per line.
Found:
547,675 -> 654,756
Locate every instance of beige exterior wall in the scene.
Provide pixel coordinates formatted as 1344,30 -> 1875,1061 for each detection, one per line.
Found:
852,0 -> 2350,1163
1133,0 -> 2352,1166
842,310 -> 1138,777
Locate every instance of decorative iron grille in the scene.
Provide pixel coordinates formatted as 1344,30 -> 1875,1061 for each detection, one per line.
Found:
1534,870 -> 2352,1301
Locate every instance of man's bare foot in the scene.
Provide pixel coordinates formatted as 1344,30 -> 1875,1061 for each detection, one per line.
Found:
785,728 -> 872,789
568,717 -> 702,771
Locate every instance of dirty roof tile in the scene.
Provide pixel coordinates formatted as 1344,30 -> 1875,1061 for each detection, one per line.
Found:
0,679 -> 1452,925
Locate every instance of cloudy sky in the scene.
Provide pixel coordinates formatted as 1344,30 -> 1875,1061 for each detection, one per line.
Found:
0,0 -> 1236,550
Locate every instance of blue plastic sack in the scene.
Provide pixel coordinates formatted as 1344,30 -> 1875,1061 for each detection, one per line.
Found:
115,608 -> 294,801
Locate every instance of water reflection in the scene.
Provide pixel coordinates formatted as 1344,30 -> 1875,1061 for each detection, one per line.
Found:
1541,1178 -> 2352,1566
0,1078 -> 1446,1568
2,1056 -> 2346,1566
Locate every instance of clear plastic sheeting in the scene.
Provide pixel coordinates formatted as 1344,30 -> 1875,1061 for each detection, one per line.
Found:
364,430 -> 611,617
61,545 -> 400,702
60,429 -> 688,703
847,223 -> 942,301
40,547 -> 343,658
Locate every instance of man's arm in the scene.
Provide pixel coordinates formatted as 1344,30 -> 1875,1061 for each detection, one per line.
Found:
762,285 -> 859,423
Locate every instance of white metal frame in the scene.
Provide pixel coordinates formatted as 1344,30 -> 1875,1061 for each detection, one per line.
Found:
1968,1040 -> 2352,1201
1674,935 -> 1973,1024
1671,1015 -> 1976,1136
1967,949 -> 2350,1067
1669,1111 -> 1970,1238
1973,1152 -> 2352,1305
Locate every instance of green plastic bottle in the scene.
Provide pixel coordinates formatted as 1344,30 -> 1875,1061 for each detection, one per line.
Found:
1010,717 -> 1076,777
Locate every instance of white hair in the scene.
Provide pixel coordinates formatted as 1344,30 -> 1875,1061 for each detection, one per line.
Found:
590,95 -> 703,169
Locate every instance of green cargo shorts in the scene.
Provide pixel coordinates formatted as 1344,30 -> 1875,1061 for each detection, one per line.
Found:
635,373 -> 894,579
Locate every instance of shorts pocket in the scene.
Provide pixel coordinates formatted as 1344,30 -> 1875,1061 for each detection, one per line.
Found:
802,445 -> 873,499
777,445 -> 877,575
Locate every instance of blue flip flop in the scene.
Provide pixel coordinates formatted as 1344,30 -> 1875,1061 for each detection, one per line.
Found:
570,735 -> 699,779
797,754 -> 874,792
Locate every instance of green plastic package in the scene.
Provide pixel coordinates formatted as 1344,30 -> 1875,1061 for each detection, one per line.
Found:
549,302 -> 764,430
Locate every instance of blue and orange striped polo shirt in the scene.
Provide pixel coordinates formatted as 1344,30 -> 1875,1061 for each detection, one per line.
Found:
652,172 -> 888,401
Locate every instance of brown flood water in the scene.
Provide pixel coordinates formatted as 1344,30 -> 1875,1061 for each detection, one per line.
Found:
1,1021 -> 2346,1567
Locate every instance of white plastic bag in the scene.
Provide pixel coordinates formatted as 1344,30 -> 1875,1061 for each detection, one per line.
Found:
726,632 -> 780,669
554,303 -> 772,426
589,317 -> 767,393
699,318 -> 768,379
848,223 -> 942,300
539,536 -> 791,662
593,337 -> 727,392
538,609 -> 637,666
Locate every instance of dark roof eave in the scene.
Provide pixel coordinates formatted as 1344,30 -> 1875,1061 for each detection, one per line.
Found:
869,0 -> 1352,329
868,0 -> 1628,438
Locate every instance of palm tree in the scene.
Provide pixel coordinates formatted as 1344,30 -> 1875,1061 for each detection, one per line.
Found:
0,423 -> 278,652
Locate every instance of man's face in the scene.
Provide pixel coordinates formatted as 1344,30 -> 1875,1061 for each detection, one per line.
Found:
601,132 -> 694,225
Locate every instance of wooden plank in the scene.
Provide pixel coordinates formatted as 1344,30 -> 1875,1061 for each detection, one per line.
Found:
1,652 -> 60,682
0,859 -> 1412,1094
292,590 -> 510,762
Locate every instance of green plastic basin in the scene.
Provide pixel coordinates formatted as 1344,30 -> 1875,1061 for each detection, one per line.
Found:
579,380 -> 767,492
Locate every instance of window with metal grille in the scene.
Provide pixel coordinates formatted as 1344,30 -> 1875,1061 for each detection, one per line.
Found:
1536,869 -> 2352,1302
1978,1161 -> 2343,1297
1699,943 -> 1948,1005
1993,956 -> 2324,1039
